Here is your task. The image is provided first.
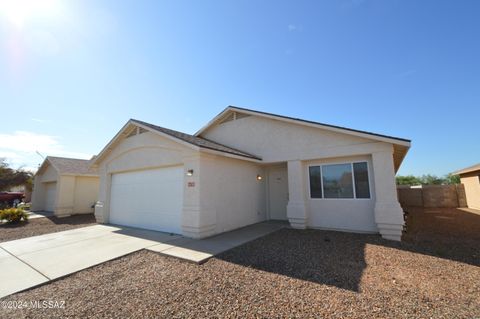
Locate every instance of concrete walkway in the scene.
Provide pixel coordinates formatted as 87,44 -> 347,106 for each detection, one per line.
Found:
148,221 -> 286,263
27,211 -> 54,219
0,221 -> 285,298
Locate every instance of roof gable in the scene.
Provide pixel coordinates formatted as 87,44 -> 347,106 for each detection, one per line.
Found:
132,120 -> 261,160
196,106 -> 411,146
37,156 -> 98,176
92,119 -> 261,166
196,106 -> 411,172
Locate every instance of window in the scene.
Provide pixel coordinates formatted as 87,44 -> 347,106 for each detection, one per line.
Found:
322,164 -> 354,198
353,162 -> 370,198
308,162 -> 371,199
309,166 -> 322,198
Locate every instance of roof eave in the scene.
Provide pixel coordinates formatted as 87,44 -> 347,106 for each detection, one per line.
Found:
35,157 -> 56,176
200,148 -> 262,162
453,167 -> 480,175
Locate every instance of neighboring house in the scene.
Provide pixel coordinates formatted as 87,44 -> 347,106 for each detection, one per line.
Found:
454,163 -> 480,210
92,106 -> 410,241
31,156 -> 100,216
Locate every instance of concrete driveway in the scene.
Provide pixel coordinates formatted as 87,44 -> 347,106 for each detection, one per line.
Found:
0,225 -> 181,298
0,222 -> 285,298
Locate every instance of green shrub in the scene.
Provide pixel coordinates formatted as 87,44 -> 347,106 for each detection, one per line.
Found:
0,208 -> 29,223
16,202 -> 31,211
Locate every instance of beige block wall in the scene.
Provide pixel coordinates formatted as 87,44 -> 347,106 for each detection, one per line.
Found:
461,172 -> 480,210
397,186 -> 423,207
422,185 -> 458,208
397,184 -> 467,208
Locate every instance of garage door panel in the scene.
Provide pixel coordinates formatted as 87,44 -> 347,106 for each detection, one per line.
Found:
44,182 -> 56,212
109,166 -> 183,234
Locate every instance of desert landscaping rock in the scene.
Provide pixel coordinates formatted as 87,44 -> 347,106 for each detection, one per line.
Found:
1,212 -> 480,318
0,214 -> 96,243
1,208 -> 479,318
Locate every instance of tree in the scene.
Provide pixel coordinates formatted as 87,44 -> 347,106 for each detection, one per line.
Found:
420,174 -> 444,185
0,158 -> 33,191
396,173 -> 461,186
396,175 -> 422,186
444,174 -> 461,185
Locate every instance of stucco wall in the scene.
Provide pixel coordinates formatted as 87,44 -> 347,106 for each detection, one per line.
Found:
304,155 -> 377,233
461,172 -> 480,210
199,155 -> 266,234
40,164 -> 58,182
31,161 -> 99,215
201,115 -> 375,163
94,120 -> 405,240
94,128 -> 267,238
203,115 -> 404,240
73,176 -> 100,214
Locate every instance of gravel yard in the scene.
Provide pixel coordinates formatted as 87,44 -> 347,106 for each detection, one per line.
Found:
1,208 -> 479,318
0,214 -> 97,243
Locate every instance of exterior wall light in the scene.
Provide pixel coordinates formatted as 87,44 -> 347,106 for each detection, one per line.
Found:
256,174 -> 263,181
186,169 -> 194,176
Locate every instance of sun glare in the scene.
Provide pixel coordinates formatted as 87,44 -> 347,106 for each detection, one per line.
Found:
0,0 -> 59,27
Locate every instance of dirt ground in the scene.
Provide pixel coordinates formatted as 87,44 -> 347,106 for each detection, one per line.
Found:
1,208 -> 479,318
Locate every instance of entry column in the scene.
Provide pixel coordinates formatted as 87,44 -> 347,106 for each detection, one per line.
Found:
286,160 -> 308,229
372,149 -> 405,241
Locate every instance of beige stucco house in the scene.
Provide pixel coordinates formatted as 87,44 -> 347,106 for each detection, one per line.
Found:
31,156 -> 100,217
454,163 -> 480,210
92,106 -> 410,241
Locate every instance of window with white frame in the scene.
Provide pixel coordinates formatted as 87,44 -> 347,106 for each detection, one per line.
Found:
309,162 -> 371,199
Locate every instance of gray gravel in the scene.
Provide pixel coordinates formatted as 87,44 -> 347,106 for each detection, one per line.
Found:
1,208 -> 479,318
0,214 -> 96,243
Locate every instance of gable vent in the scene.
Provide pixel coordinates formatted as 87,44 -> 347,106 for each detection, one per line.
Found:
126,128 -> 137,138
218,112 -> 250,125
126,126 -> 148,138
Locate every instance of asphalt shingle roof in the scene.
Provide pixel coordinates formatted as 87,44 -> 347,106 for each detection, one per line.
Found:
47,156 -> 98,176
131,119 -> 261,160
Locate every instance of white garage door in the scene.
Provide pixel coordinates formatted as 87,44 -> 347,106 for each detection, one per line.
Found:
44,182 -> 56,212
109,166 -> 183,234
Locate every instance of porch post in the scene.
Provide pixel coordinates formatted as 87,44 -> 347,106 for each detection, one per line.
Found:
371,149 -> 405,241
286,160 -> 308,229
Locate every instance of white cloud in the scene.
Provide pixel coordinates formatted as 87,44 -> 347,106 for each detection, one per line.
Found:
397,69 -> 417,78
0,131 -> 92,171
288,24 -> 302,32
31,118 -> 47,123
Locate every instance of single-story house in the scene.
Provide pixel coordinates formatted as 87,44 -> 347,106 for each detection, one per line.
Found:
92,106 -> 410,241
454,163 -> 480,210
31,156 -> 100,217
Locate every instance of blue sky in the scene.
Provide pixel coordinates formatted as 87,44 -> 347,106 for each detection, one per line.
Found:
0,0 -> 478,175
